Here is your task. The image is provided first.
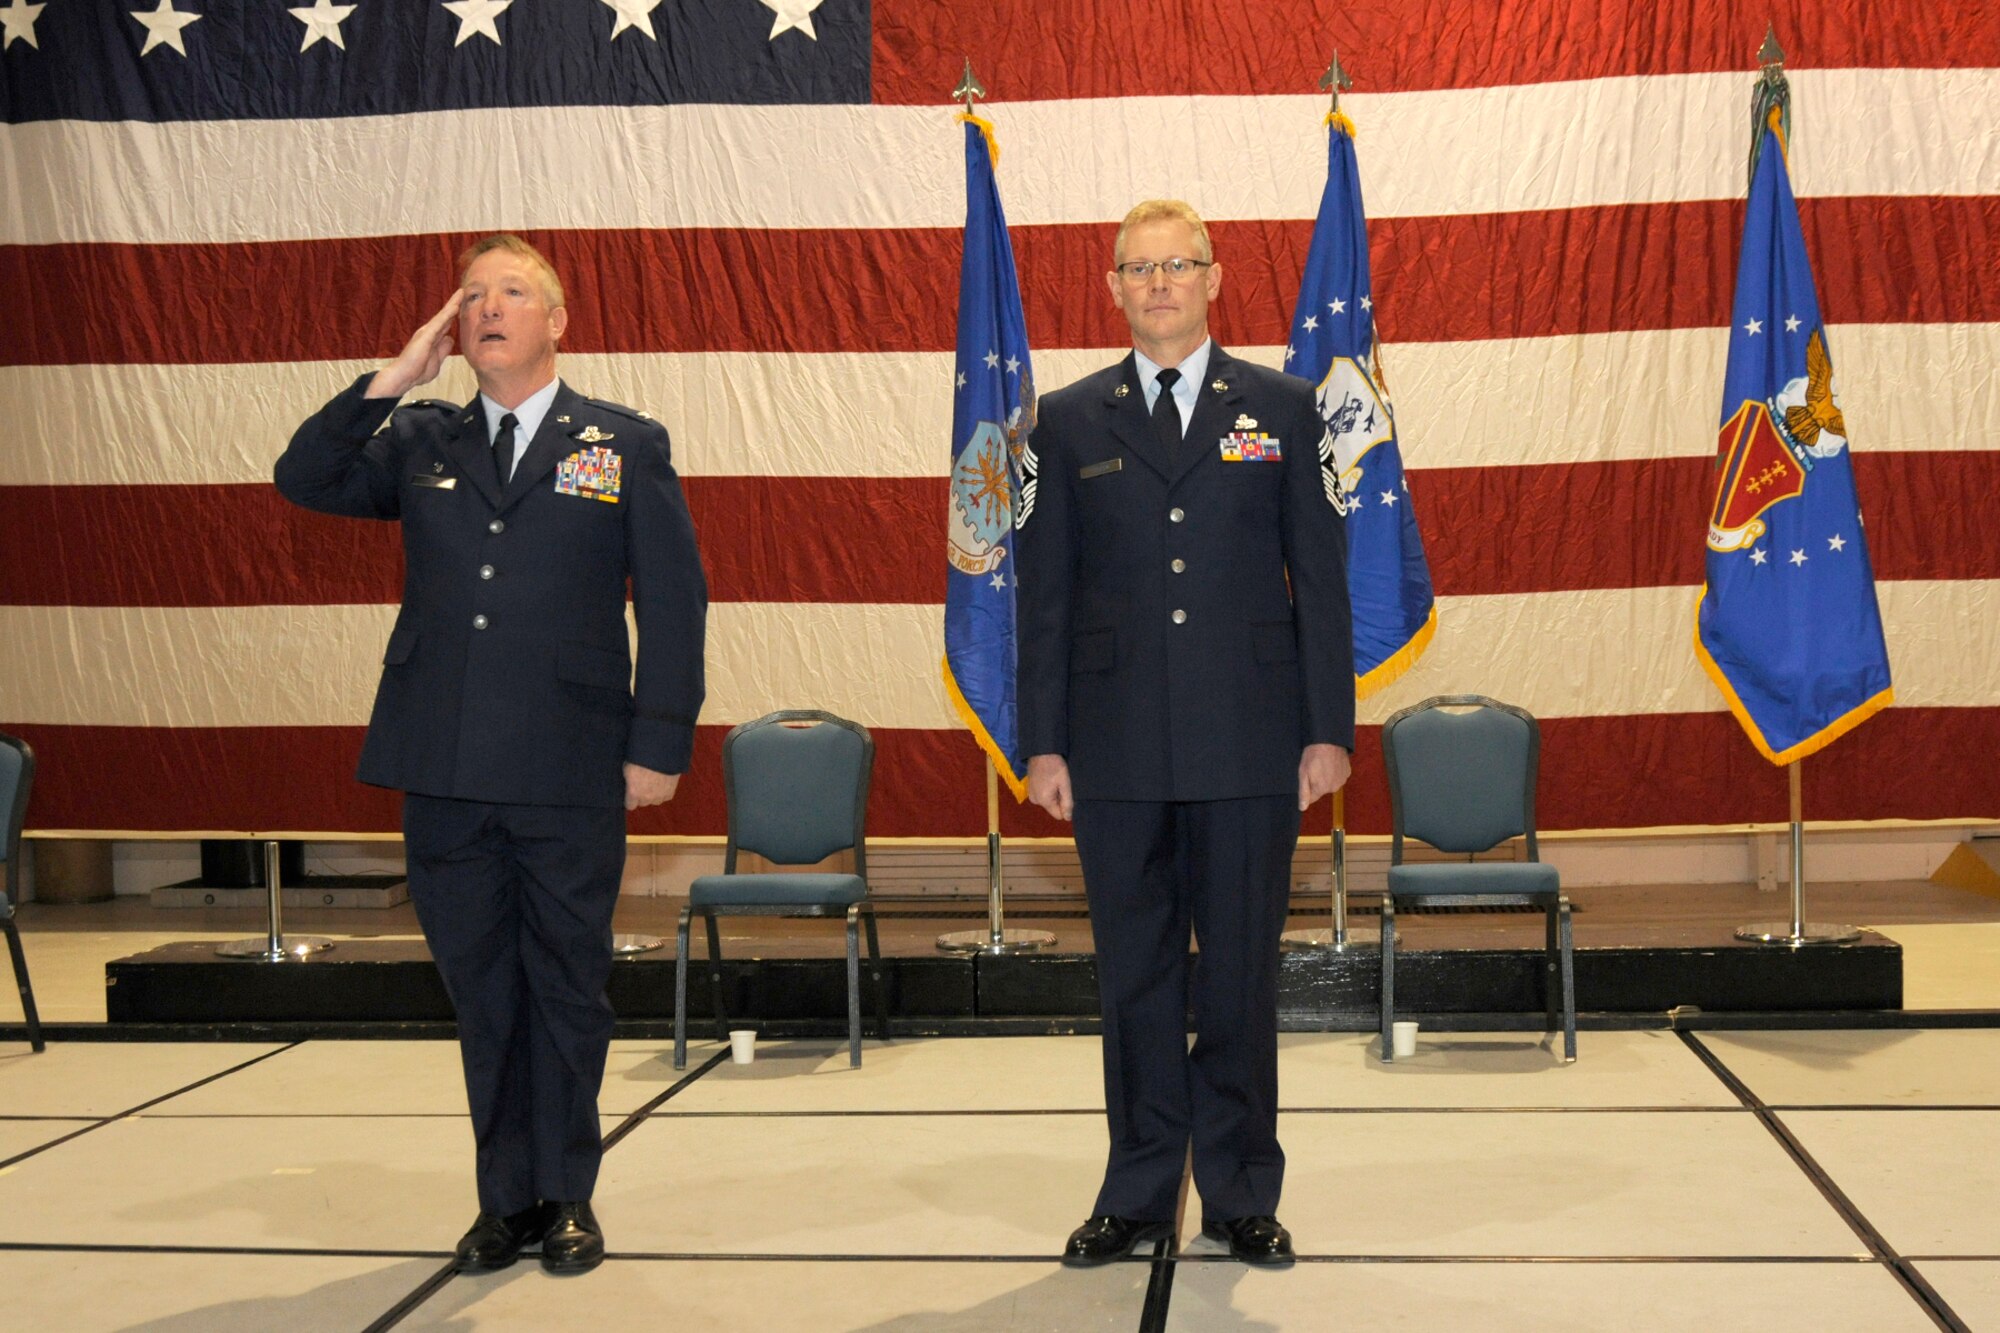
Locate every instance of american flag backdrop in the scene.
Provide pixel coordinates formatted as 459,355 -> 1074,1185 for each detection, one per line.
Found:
1,0 -> 1996,839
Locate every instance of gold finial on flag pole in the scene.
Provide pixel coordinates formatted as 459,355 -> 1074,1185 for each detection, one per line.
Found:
952,57 -> 987,111
1319,48 -> 1353,114
1757,25 -> 1786,81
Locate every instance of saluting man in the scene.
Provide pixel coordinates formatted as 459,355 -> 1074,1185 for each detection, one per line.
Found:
1017,200 -> 1354,1267
275,235 -> 707,1275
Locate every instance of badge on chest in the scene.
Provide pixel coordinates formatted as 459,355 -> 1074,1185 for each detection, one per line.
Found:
556,444 -> 623,503
1219,431 -> 1281,462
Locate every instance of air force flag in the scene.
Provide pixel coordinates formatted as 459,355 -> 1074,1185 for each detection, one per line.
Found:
942,114 -> 1034,799
1283,111 -> 1437,697
1695,109 -> 1893,764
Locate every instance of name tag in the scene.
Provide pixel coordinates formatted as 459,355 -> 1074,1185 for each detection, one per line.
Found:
1079,458 -> 1123,480
410,474 -> 457,489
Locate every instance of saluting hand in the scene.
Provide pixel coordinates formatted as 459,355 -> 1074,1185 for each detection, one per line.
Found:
1297,743 -> 1351,812
365,289 -> 465,400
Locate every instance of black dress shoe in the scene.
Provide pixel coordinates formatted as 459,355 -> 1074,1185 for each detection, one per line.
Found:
540,1201 -> 606,1274
1061,1215 -> 1173,1267
1202,1214 -> 1295,1267
455,1205 -> 553,1272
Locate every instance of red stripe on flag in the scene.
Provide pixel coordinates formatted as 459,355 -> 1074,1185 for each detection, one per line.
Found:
0,478 -> 947,606
10,708 -> 1999,835
4,198 -> 1992,365
873,0 -> 2000,103
5,454 -> 1989,606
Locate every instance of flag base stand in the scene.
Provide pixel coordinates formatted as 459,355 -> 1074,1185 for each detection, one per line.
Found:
936,928 -> 1057,956
1734,797 -> 1861,947
216,841 -> 334,961
612,934 -> 664,956
937,829 -> 1055,955
1282,820 -> 1368,951
1734,922 -> 1862,946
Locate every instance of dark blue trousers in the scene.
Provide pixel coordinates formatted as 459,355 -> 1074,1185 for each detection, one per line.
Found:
1073,794 -> 1300,1223
403,794 -> 626,1215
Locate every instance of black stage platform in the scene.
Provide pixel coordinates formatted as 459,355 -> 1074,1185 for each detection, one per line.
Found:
103,927 -> 1902,1032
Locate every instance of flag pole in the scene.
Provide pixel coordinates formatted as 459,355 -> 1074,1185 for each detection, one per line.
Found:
937,761 -> 1056,955
1280,46 -> 1365,955
933,56 -> 1054,959
1733,752 -> 1860,947
1283,788 -> 1361,952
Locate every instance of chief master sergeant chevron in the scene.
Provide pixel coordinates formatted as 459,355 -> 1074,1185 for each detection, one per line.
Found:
1017,200 -> 1354,1268
274,234 -> 707,1276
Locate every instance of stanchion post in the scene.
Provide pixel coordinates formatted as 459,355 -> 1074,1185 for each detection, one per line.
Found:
217,838 -> 333,960
1283,788 -> 1359,952
1735,759 -> 1860,946
938,765 -> 1056,955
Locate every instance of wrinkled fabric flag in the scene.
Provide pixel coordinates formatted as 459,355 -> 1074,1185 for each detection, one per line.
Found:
1695,109 -> 1893,764
1283,112 -> 1437,698
942,115 -> 1035,798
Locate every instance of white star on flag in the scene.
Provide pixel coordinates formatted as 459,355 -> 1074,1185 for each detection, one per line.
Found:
1785,314 -> 1802,332
1828,534 -> 1847,551
602,0 -> 662,40
1750,548 -> 1769,565
1744,318 -> 1763,335
289,0 -> 356,51
1360,296 -> 1372,310
132,0 -> 201,56
443,0 -> 509,46
955,371 -> 966,389
1301,315 -> 1318,332
1283,345 -> 1296,363
1004,356 -> 1020,375
1379,490 -> 1398,506
989,572 -> 1007,590
759,0 -> 822,40
1328,298 -> 1346,314
1789,549 -> 1808,566
1,0 -> 47,50
982,349 -> 998,369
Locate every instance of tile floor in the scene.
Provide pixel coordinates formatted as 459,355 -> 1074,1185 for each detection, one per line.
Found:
2,1029 -> 1995,1330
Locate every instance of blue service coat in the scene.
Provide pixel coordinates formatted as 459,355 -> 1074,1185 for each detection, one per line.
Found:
1017,348 -> 1354,801
275,376 -> 707,809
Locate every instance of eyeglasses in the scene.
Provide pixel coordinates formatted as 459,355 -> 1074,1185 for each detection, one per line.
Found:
1114,257 -> 1213,282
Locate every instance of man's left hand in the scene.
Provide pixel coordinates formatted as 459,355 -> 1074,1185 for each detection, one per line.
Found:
624,763 -> 681,810
1297,743 -> 1351,812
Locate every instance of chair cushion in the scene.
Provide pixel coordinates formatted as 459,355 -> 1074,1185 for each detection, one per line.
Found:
688,873 -> 867,908
1387,861 -> 1559,897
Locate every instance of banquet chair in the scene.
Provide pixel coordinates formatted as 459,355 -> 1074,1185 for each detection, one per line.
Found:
1380,696 -> 1575,1063
1,732 -> 45,1053
674,711 -> 886,1069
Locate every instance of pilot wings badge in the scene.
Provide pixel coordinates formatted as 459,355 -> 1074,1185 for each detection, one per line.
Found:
1314,355 -> 1394,515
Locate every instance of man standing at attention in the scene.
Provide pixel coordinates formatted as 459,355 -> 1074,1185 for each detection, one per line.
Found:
275,235 -> 707,1275
1017,200 -> 1354,1267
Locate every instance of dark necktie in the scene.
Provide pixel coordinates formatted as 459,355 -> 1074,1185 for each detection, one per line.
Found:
491,412 -> 518,489
1151,368 -> 1182,466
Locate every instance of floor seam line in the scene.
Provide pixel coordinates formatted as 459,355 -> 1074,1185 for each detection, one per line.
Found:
0,1040 -> 302,1171
1677,1031 -> 1970,1333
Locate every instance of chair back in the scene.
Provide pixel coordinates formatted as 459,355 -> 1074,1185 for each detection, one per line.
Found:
1382,696 -> 1540,861
0,732 -> 33,900
721,711 -> 872,874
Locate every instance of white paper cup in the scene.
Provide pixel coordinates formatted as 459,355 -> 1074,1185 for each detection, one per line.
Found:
729,1029 -> 757,1064
1391,1021 -> 1419,1059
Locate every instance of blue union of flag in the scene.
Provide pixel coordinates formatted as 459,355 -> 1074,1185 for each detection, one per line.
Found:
941,114 -> 1034,799
1283,111 -> 1437,697
1695,107 -> 1894,764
